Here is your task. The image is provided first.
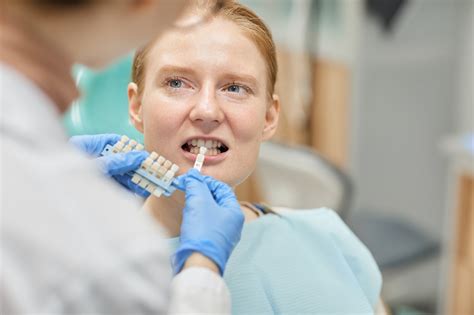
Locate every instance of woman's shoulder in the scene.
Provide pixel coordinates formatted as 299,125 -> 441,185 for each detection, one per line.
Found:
272,206 -> 338,218
261,206 -> 345,229
257,207 -> 360,250
246,206 -> 351,241
250,206 -> 383,308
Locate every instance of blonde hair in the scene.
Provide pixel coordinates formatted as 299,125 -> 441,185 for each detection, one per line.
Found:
131,0 -> 277,97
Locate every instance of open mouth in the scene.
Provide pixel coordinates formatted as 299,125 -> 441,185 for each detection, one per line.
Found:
181,138 -> 229,156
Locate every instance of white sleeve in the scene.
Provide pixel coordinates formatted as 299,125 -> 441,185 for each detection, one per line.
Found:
1,135 -> 174,314
169,268 -> 231,314
1,127 -> 231,314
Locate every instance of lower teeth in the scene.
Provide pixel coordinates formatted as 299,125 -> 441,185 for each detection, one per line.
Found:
189,146 -> 220,156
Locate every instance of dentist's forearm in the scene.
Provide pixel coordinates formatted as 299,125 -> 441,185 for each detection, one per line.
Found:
183,252 -> 220,274
170,253 -> 231,314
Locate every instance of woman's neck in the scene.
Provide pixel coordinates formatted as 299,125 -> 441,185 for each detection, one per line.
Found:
145,190 -> 186,237
144,188 -> 260,237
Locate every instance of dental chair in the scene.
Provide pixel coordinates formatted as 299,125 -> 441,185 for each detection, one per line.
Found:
255,141 -> 352,219
64,54 -> 142,140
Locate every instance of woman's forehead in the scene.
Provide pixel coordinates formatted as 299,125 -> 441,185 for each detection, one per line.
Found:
146,18 -> 267,79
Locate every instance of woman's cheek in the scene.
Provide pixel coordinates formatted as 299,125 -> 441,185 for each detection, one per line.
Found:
144,98 -> 181,130
232,111 -> 266,142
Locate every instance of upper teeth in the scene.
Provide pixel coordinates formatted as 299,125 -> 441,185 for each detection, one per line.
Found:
188,139 -> 223,149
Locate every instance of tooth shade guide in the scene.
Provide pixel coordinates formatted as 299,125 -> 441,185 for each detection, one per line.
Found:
100,136 -> 180,198
163,160 -> 172,169
141,153 -> 157,171
112,138 -> 126,153
194,158 -> 204,171
138,178 -> 151,188
120,135 -> 129,142
196,154 -> 205,163
146,184 -> 157,193
158,166 -> 168,176
163,170 -> 175,183
150,163 -> 160,174
141,158 -> 153,170
131,174 -> 141,184
193,146 -> 207,171
112,142 -> 124,153
157,156 -> 165,165
153,188 -> 164,197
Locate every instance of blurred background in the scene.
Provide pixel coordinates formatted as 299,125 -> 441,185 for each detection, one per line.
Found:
64,0 -> 474,314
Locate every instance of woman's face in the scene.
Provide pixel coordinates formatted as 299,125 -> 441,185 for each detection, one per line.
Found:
129,17 -> 279,187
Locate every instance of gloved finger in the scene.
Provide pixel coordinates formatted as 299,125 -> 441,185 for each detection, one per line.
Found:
97,150 -> 148,176
201,174 -> 231,194
174,168 -> 216,191
183,170 -> 216,205
175,168 -> 204,191
183,171 -> 239,214
113,174 -> 151,198
178,169 -> 237,208
201,175 -> 238,208
185,168 -> 205,181
69,134 -> 121,157
174,174 -> 186,191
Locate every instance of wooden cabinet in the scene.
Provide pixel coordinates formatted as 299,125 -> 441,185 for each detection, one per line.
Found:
448,173 -> 474,315
444,136 -> 474,315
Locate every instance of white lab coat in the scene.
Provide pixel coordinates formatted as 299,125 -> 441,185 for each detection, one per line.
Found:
0,63 -> 230,314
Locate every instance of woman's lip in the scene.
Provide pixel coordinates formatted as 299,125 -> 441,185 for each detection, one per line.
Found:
181,147 -> 229,165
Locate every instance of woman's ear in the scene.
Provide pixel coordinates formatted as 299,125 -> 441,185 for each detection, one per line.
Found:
262,94 -> 280,141
128,82 -> 144,133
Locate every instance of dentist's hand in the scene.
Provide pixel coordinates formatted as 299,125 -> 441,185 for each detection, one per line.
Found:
69,134 -> 150,198
173,169 -> 244,275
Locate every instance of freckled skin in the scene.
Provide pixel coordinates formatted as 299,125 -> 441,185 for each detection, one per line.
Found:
129,17 -> 278,188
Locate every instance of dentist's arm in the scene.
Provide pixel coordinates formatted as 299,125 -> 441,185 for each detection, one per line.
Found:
169,169 -> 244,314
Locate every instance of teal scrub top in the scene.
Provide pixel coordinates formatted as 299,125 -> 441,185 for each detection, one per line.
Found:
168,208 -> 382,315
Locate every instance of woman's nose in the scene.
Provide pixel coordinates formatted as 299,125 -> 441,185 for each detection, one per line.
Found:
189,86 -> 224,128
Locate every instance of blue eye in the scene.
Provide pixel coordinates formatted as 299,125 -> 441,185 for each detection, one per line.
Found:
169,79 -> 182,88
226,85 -> 241,93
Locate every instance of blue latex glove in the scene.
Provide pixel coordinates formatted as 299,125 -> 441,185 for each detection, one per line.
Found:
69,134 -> 150,198
172,169 -> 244,275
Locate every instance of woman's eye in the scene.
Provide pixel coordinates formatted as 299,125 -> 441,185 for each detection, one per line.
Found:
226,85 -> 241,93
168,79 -> 183,88
225,84 -> 252,95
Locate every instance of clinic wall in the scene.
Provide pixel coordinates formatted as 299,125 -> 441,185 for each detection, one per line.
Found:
455,1 -> 473,134
348,1 -> 471,305
351,0 -> 463,235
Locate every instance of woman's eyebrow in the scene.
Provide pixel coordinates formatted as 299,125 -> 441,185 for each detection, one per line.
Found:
223,73 -> 258,87
155,65 -> 196,77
